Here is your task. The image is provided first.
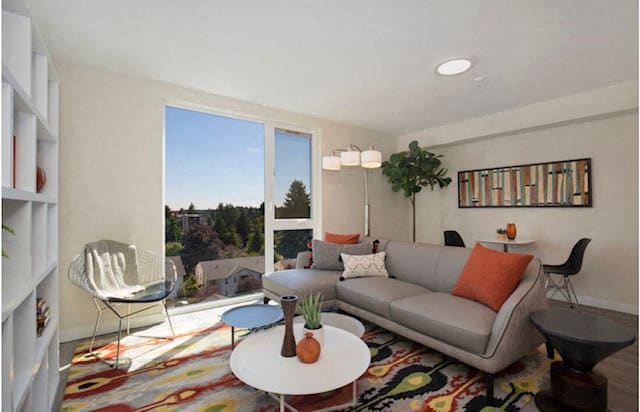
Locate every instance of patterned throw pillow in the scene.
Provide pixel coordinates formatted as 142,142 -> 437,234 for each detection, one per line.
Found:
340,252 -> 388,279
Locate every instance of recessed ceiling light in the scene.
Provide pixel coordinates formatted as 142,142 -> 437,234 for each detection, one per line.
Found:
436,58 -> 473,76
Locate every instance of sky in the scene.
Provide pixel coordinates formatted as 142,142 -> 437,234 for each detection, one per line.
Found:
165,106 -> 311,210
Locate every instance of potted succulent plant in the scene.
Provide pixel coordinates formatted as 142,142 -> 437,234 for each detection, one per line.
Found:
299,292 -> 324,347
496,228 -> 507,241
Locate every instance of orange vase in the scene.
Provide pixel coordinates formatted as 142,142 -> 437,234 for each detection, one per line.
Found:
506,223 -> 517,240
296,332 -> 321,363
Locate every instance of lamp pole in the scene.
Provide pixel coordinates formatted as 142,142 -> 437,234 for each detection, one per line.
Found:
363,169 -> 370,237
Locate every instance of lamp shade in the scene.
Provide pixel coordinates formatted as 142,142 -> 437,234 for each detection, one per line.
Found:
322,155 -> 341,171
361,149 -> 382,168
340,150 -> 360,166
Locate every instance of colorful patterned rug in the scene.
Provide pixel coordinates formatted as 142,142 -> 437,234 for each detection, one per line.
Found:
61,312 -> 556,411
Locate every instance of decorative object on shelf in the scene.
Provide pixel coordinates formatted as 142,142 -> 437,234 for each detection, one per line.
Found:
296,332 -> 321,363
381,140 -> 451,242
299,292 -> 324,347
506,223 -> 517,240
280,295 -> 298,357
458,158 -> 592,208
36,297 -> 50,337
36,166 -> 46,192
322,145 -> 382,236
2,224 -> 15,258
496,228 -> 507,241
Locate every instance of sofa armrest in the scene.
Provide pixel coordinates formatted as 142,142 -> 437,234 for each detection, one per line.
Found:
483,257 -> 549,365
295,251 -> 312,269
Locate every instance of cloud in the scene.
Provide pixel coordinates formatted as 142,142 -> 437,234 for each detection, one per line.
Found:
245,147 -> 262,153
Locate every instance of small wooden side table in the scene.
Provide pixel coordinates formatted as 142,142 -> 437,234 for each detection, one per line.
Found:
530,308 -> 635,411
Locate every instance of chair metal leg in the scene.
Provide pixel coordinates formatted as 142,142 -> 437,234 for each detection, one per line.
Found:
126,304 -> 131,335
485,373 -> 495,406
566,277 -> 582,311
164,302 -> 176,337
115,317 -> 123,369
89,298 -> 103,353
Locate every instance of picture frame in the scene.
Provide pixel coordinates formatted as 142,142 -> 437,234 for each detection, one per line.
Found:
458,158 -> 592,208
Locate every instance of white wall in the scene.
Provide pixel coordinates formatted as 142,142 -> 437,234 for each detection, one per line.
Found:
58,63 -> 409,341
397,86 -> 638,314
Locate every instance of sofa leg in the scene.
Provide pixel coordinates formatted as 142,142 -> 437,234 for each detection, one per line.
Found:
545,341 -> 554,359
485,373 -> 495,406
263,296 -> 270,304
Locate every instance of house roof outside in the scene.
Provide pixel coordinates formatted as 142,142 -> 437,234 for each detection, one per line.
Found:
196,256 -> 265,281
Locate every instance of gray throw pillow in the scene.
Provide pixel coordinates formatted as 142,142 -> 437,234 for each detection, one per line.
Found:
311,239 -> 372,271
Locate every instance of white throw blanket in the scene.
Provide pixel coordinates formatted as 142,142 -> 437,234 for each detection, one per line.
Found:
85,240 -> 144,299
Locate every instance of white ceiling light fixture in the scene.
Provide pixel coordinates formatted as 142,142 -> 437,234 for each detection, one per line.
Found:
436,58 -> 473,76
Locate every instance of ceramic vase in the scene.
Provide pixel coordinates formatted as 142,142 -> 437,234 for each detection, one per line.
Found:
303,324 -> 324,348
36,167 -> 46,193
506,223 -> 517,240
280,295 -> 298,357
296,332 -> 321,363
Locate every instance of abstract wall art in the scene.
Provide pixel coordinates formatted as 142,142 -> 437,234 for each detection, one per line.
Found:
458,158 -> 592,208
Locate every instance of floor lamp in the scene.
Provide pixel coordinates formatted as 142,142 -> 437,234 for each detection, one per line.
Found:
322,145 -> 382,236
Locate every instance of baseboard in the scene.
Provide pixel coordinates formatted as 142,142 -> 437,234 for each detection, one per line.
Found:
550,294 -> 638,315
60,312 -> 166,343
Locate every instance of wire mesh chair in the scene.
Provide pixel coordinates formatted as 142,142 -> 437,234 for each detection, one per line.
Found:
543,238 -> 591,310
68,240 -> 177,368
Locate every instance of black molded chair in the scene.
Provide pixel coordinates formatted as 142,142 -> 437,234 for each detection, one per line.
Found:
543,238 -> 591,310
443,230 -> 465,247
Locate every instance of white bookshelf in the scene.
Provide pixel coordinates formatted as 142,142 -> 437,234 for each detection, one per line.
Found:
2,3 -> 59,412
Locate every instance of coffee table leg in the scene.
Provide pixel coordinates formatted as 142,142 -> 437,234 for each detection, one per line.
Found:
231,326 -> 235,349
280,394 -> 285,412
503,244 -> 508,253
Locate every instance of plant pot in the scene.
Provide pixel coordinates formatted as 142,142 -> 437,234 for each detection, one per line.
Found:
497,233 -> 507,241
506,223 -> 517,240
302,324 -> 324,348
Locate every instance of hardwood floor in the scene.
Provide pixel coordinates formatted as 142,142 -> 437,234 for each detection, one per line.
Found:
53,301 -> 638,411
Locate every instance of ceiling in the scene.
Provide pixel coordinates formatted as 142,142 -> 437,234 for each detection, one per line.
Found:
23,0 -> 638,135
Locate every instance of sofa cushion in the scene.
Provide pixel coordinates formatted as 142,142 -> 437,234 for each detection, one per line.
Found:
432,246 -> 472,292
384,241 -> 442,290
262,269 -> 342,300
390,292 -> 497,354
336,277 -> 431,318
312,240 -> 372,270
452,243 -> 533,311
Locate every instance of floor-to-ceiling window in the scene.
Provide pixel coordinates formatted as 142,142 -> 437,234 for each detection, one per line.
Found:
164,106 -> 318,308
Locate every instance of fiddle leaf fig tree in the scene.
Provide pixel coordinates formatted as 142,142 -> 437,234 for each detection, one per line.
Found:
381,140 -> 452,242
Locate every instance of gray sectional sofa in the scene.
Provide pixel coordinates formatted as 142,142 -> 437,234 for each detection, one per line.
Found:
262,240 -> 549,402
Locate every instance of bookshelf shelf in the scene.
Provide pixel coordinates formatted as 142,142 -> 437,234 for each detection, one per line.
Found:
2,3 -> 59,412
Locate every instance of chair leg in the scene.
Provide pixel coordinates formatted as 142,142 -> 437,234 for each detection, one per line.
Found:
164,302 -> 176,337
89,298 -> 103,353
567,277 -> 582,311
126,304 -> 131,335
115,317 -> 123,369
263,296 -> 271,304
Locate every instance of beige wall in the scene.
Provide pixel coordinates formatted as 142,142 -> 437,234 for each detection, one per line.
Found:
58,63 -> 409,341
402,112 -> 638,313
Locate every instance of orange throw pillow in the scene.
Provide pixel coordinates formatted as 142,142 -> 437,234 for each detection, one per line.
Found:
452,243 -> 533,312
324,232 -> 360,244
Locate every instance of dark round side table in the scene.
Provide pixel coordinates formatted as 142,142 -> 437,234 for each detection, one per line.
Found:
221,304 -> 284,349
530,308 -> 635,412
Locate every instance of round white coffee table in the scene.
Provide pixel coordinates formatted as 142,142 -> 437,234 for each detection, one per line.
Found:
230,324 -> 370,412
294,312 -> 365,338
